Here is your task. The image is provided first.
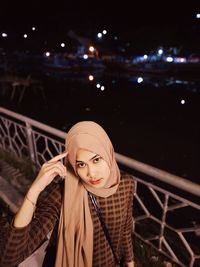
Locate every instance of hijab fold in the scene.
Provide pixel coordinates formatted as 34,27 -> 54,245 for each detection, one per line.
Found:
55,121 -> 120,267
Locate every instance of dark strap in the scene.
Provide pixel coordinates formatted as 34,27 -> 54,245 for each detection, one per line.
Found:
88,192 -> 120,265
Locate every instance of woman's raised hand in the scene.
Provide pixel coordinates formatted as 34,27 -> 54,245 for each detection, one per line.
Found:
29,152 -> 67,196
14,152 -> 67,228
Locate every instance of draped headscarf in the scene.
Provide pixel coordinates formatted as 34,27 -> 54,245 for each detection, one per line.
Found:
55,121 -> 120,267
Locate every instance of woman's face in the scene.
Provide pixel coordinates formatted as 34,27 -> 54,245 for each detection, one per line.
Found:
76,149 -> 110,188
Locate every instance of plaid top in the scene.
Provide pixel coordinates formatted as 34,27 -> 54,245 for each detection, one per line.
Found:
0,173 -> 134,267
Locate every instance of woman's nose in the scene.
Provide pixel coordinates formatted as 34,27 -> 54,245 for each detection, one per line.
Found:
87,165 -> 96,179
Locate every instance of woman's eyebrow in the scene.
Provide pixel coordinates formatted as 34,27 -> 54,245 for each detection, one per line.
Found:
76,154 -> 98,163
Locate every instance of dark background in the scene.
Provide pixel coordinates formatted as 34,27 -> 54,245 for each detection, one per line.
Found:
0,1 -> 200,54
0,1 -> 199,34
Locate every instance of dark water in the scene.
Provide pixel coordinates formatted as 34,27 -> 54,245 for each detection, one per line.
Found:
0,69 -> 199,184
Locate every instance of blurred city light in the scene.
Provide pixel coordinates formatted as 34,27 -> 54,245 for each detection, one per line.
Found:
166,56 -> 173,62
196,13 -> 200,19
96,83 -> 101,88
137,77 -> 143,83
45,52 -> 51,57
89,75 -> 94,81
174,57 -> 187,63
83,54 -> 88,59
89,46 -> 95,52
2,33 -> 7,37
97,33 -> 102,38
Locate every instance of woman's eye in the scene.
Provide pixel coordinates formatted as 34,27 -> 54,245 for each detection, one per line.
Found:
77,163 -> 85,168
94,157 -> 101,163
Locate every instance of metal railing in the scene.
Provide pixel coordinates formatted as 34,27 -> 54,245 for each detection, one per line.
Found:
0,107 -> 200,267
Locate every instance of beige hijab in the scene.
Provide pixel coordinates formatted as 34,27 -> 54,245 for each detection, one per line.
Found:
55,121 -> 120,267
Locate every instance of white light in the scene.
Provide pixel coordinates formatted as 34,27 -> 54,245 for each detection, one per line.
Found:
45,52 -> 51,57
166,56 -> 173,62
158,49 -> 163,55
97,33 -> 102,38
32,27 -> 36,31
174,57 -> 186,63
196,13 -> 200,19
89,75 -> 94,81
181,99 -> 185,104
114,36 -> 118,40
2,33 -> 7,37
137,77 -> 143,83
96,83 -> 101,88
102,30 -> 107,34
61,43 -> 65,47
143,54 -> 148,59
100,86 -> 105,91
89,46 -> 95,52
83,54 -> 88,59
23,34 -> 28,38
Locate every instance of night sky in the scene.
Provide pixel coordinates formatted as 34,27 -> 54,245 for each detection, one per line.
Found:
1,1 -> 199,30
0,1 -> 200,53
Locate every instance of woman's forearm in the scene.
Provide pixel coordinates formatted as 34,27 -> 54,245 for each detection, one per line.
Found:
14,152 -> 67,228
13,188 -> 40,228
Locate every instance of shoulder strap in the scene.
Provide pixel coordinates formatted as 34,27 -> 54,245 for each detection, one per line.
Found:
88,192 -> 120,265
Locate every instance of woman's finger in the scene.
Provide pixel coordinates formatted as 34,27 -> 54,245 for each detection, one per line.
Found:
48,152 -> 67,163
43,166 -> 65,180
43,162 -> 66,176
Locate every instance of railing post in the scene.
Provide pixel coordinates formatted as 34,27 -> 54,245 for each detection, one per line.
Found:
159,194 -> 169,250
25,122 -> 36,164
5,119 -> 13,152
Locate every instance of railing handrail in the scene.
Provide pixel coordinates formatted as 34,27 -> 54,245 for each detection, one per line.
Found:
0,107 -> 66,139
115,153 -> 200,197
1,106 -> 200,197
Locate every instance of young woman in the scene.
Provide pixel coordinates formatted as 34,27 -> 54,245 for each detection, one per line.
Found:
0,121 -> 135,267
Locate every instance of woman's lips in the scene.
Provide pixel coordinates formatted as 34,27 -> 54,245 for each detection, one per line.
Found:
90,178 -> 102,185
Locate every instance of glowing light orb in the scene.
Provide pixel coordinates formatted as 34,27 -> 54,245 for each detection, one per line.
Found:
2,33 -> 7,37
97,33 -> 102,38
166,57 -> 173,62
137,77 -> 143,83
96,83 -> 101,88
83,54 -> 88,59
89,75 -> 94,81
89,46 -> 95,52
45,52 -> 50,57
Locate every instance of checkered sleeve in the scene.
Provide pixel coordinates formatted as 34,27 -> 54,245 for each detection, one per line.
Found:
0,182 -> 62,267
121,175 -> 135,262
